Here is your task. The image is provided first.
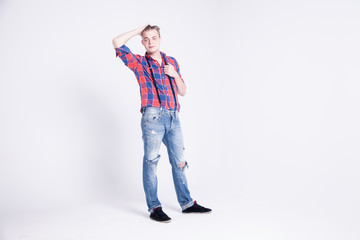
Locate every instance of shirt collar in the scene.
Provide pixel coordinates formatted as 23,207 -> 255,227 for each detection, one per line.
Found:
145,51 -> 167,61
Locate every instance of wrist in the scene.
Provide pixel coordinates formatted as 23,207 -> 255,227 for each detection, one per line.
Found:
138,24 -> 149,35
136,28 -> 143,36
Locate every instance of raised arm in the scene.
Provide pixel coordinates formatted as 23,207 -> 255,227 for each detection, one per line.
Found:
112,25 -> 149,49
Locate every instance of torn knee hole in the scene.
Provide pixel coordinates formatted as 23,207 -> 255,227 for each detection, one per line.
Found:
145,154 -> 161,165
179,161 -> 188,171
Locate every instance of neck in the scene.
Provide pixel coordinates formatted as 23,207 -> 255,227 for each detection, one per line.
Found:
148,51 -> 162,63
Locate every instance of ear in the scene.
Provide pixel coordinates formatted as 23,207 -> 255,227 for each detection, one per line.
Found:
141,39 -> 145,46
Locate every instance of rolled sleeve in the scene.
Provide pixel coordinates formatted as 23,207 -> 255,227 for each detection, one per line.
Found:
115,45 -> 142,72
172,57 -> 184,83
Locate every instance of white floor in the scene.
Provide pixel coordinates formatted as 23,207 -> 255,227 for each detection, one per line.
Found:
2,191 -> 359,240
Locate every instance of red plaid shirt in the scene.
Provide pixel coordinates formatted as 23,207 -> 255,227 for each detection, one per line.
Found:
115,45 -> 184,112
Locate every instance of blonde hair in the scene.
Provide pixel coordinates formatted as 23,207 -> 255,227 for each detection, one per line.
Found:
141,25 -> 161,37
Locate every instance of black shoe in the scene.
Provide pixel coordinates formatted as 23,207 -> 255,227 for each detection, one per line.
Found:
182,201 -> 212,214
150,207 -> 172,223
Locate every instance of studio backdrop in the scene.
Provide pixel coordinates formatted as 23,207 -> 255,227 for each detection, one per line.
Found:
0,0 -> 359,239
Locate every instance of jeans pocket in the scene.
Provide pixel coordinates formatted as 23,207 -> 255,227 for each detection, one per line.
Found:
142,111 -> 162,124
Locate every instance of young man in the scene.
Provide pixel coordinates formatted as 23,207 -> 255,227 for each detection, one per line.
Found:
112,25 -> 211,223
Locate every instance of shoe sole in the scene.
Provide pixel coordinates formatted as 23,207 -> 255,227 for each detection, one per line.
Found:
150,217 -> 172,223
182,211 -> 212,214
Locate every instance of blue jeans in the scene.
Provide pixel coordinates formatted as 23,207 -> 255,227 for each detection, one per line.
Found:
141,107 -> 194,213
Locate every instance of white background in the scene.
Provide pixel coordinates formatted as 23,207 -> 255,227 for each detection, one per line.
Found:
1,0 -> 359,239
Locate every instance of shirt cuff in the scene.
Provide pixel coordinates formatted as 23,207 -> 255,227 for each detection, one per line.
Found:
115,45 -> 131,57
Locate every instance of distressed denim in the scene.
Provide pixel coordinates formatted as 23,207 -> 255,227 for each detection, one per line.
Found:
141,107 -> 194,213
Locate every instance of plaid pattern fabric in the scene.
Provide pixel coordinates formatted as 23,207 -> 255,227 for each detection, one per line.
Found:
115,45 -> 184,112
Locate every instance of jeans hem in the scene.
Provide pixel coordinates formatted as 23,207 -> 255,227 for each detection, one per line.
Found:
181,200 -> 195,211
148,204 -> 162,213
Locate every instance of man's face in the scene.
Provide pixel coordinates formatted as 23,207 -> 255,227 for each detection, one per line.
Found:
141,29 -> 161,54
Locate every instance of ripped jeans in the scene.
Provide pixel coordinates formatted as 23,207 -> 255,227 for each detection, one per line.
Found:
141,107 -> 194,213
